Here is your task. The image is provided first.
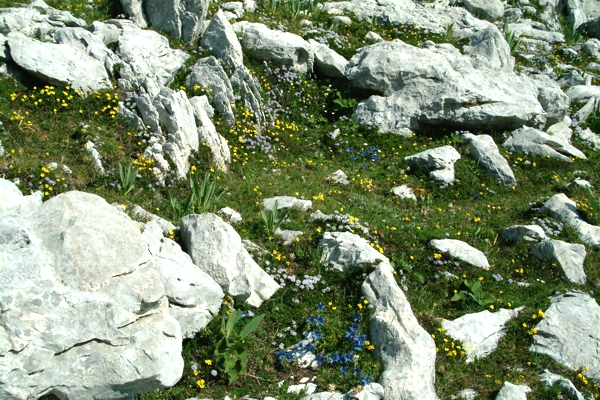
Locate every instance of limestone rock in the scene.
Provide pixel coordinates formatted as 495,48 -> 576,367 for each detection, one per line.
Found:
180,213 -> 279,307
362,265 -> 439,400
0,191 -> 186,398
190,95 -> 231,172
429,239 -> 490,268
132,205 -> 176,235
495,382 -> 531,400
221,2 -> 245,18
441,307 -> 524,362
347,40 -> 547,135
7,33 -> 112,94
463,27 -> 514,71
140,0 -> 208,43
504,126 -> 586,162
347,383 -> 385,399
201,9 -> 244,72
541,193 -> 600,248
116,22 -> 189,94
404,146 -> 461,184
532,239 -> 587,284
463,0 -> 504,21
583,38 -> 600,59
119,0 -> 147,27
539,370 -> 585,400
566,85 -> 600,102
263,196 -> 312,211
302,392 -> 344,400
528,74 -> 570,127
454,389 -> 479,400
84,141 -> 106,175
507,22 -> 564,44
275,228 -> 303,245
309,39 -> 348,78
391,184 -> 417,201
219,207 -> 243,224
319,231 -> 389,272
462,133 -> 516,186
242,23 -> 314,74
0,178 -> 42,218
530,291 -> 600,380
230,65 -> 265,123
186,56 -> 235,125
500,225 -> 547,244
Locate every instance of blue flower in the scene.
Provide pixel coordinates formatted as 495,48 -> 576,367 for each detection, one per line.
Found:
347,146 -> 354,153
286,352 -> 295,362
353,313 -> 362,323
342,352 -> 355,363
306,315 -> 316,325
315,353 -> 325,365
316,303 -> 325,312
312,330 -> 323,340
278,351 -> 286,361
353,367 -> 361,376
341,366 -> 349,375
360,375 -> 373,385
315,316 -> 325,326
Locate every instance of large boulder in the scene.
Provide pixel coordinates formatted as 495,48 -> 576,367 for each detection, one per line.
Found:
531,239 -> 587,284
463,27 -> 514,71
190,95 -> 231,172
347,40 -> 548,135
404,146 -> 461,184
362,265 -> 439,400
318,231 -> 389,272
180,213 -> 280,307
242,23 -> 314,74
0,188 -> 224,398
530,291 -> 600,380
462,133 -> 516,186
309,39 -> 348,78
201,9 -> 244,73
462,0 -> 504,21
503,126 -> 586,162
7,33 -> 112,94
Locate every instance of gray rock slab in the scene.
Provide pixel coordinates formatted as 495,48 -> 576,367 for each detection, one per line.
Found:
302,392 -> 344,400
532,239 -> 587,284
566,85 -> 600,102
190,95 -> 231,172
186,56 -> 235,125
347,40 -> 548,135
275,228 -> 303,245
463,26 -> 514,71
309,39 -> 348,78
541,193 -> 600,248
230,65 -> 265,123
504,126 -> 586,162
242,23 -> 314,74
7,33 -> 112,94
495,382 -> 531,400
218,207 -> 242,224
362,265 -> 439,400
346,383 -> 384,399
507,22 -> 565,43
539,369 -> 585,400
263,196 -> 312,211
528,74 -> 570,127
142,0 -> 208,43
132,204 -> 176,235
319,231 -> 389,272
0,178 -> 42,217
429,239 -> 490,268
500,225 -> 547,243
180,213 -> 279,307
530,291 -> 600,380
441,307 -> 524,362
404,146 -> 461,184
201,9 -> 244,72
325,169 -> 350,185
463,133 -> 516,186
463,0 -> 504,20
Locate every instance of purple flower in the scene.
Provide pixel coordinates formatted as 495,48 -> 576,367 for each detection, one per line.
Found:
211,369 -> 218,377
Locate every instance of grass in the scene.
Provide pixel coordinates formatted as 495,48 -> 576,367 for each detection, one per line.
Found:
1,0 -> 600,399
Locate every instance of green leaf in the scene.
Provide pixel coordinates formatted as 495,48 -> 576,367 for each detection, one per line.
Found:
225,310 -> 242,336
451,292 -> 466,301
471,281 -> 483,294
240,314 -> 265,338
412,272 -> 425,284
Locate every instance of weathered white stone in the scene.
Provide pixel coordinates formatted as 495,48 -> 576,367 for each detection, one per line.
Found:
180,213 -> 279,307
309,39 -> 348,78
583,38 -> 600,59
568,177 -> 593,189
532,239 -> 587,284
116,22 -> 189,94
404,146 -> 461,184
331,15 -> 352,25
319,231 -> 389,272
462,133 -> 516,186
0,191 -> 188,398
132,205 -> 176,235
557,70 -> 590,88
7,33 -> 112,94
463,27 -> 514,71
201,9 -> 244,72
539,370 -> 585,400
186,56 -> 235,125
153,88 -> 199,178
230,65 -> 265,123
84,141 -> 106,175
495,382 -> 531,400
0,178 -> 42,217
500,225 -> 547,243
429,239 -> 490,268
289,383 -> 317,395
566,85 -> 600,102
504,126 -> 586,162
463,0 -> 504,21
541,193 -> 600,248
454,389 -> 479,400
507,21 -> 564,44
221,2 -> 245,18
190,95 -> 231,172
441,307 -> 524,362
275,228 -> 303,245
302,392 -> 344,400
140,0 -> 208,43
263,196 -> 312,211
365,31 -> 383,42
362,265 -> 439,400
528,74 -> 570,127
347,383 -> 385,399
325,169 -> 350,185
391,184 -> 417,201
242,23 -> 314,74
218,207 -> 243,224
530,291 -> 600,380
348,40 -> 547,135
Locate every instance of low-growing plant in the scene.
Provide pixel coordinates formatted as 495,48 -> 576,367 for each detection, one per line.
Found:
585,186 -> 600,226
451,280 -> 495,306
168,189 -> 194,221
586,99 -> 600,134
190,170 -> 225,214
214,308 -> 265,384
502,24 -> 521,55
261,200 -> 289,241
118,160 -> 138,195
332,90 -> 358,110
